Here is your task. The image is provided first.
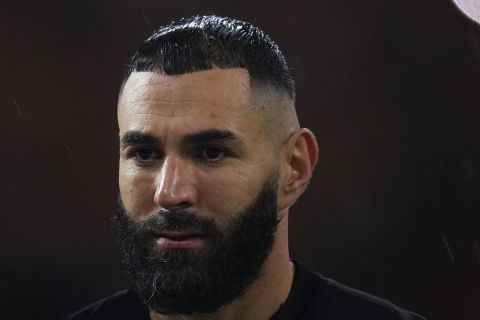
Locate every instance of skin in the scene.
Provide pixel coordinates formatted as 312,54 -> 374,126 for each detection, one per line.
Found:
117,68 -> 318,320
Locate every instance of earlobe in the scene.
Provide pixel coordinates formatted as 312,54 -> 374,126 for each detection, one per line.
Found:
278,128 -> 318,210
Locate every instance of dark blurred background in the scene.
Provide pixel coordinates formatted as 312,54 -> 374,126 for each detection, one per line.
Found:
1,1 -> 479,319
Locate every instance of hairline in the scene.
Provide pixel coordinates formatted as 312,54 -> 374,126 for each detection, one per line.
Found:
117,67 -> 294,107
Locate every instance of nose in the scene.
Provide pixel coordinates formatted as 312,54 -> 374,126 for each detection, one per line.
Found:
153,156 -> 198,210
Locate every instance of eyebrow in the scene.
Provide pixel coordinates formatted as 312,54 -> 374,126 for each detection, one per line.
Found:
120,131 -> 159,148
120,129 -> 239,149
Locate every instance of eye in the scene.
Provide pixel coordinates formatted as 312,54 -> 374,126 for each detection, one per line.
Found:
199,147 -> 226,162
134,147 -> 159,162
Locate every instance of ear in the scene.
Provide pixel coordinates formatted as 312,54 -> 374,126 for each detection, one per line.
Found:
277,128 -> 318,210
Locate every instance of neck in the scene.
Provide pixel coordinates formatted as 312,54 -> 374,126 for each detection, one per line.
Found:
150,211 -> 294,320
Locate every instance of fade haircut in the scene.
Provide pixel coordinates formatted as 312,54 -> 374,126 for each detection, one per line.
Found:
123,15 -> 295,100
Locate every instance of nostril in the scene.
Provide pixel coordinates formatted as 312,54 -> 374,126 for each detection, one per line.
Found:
159,202 -> 193,212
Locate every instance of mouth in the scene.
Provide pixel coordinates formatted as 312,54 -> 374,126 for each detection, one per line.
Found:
154,230 -> 208,249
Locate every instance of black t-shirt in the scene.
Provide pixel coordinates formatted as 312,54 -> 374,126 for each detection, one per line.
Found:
63,260 -> 426,320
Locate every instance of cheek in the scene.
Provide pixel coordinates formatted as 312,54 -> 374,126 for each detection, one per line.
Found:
197,165 -> 267,220
119,163 -> 156,218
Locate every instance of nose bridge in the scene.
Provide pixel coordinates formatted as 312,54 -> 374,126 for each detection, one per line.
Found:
154,155 -> 196,208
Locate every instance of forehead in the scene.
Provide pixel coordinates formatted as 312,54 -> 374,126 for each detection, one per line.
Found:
118,69 -> 263,135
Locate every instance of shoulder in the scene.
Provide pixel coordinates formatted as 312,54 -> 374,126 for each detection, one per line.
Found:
62,289 -> 149,320
317,275 -> 426,319
293,261 -> 426,320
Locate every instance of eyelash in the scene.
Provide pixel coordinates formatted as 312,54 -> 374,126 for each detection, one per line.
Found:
127,145 -> 232,165
129,147 -> 161,163
196,146 -> 228,162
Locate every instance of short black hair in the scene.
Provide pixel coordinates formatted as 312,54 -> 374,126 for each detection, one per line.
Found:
124,15 -> 295,100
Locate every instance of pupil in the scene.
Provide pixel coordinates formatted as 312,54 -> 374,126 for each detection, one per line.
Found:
137,149 -> 152,160
205,148 -> 220,159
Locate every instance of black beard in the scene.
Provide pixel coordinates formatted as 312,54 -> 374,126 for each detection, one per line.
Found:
114,174 -> 280,315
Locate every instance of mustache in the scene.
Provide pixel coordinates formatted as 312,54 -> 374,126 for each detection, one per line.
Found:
115,201 -> 223,240
143,210 -> 218,235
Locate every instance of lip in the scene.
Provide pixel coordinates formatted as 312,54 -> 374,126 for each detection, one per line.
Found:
154,231 -> 208,249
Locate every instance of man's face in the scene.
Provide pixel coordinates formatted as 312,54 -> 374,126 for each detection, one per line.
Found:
117,69 -> 282,314
118,68 -> 277,228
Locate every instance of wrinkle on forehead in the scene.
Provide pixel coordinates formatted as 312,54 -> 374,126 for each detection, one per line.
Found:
118,69 -> 257,125
120,68 -> 251,106
122,99 -> 251,122
126,98 -> 228,111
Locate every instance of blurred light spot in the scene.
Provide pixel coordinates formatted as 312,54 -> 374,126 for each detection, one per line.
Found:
442,236 -> 455,263
13,99 -> 22,116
